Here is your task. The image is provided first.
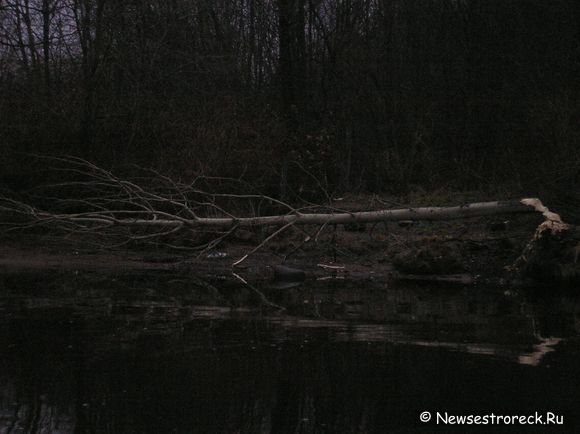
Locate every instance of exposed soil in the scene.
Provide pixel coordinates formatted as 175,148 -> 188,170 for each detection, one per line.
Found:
0,193 -> 546,285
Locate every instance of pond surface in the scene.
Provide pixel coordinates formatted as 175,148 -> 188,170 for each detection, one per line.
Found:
0,271 -> 579,433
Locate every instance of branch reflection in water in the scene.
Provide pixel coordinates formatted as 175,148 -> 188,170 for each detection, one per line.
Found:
0,271 -> 579,433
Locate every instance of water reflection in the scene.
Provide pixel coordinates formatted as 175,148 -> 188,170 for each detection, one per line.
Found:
0,272 -> 579,433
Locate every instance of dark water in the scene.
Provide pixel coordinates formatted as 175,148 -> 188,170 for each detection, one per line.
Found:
0,271 -> 579,433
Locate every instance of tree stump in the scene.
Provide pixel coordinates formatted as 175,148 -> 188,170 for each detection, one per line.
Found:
511,220 -> 580,283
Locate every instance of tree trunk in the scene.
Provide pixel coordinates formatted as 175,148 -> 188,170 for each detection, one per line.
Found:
23,198 -> 561,229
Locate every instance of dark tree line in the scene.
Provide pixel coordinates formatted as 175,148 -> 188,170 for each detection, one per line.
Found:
1,0 -> 579,198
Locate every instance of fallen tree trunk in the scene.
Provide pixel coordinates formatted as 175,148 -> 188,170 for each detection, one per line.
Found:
1,157 -> 577,280
173,198 -> 553,226
0,157 -> 559,229
2,198 -> 561,229
2,193 -> 579,281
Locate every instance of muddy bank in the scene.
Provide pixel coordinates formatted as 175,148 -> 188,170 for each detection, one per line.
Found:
0,208 -> 545,285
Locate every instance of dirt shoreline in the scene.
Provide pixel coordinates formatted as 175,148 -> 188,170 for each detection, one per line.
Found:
0,209 -> 544,286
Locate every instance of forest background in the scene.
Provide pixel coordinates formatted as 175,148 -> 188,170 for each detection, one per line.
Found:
1,0 -> 579,216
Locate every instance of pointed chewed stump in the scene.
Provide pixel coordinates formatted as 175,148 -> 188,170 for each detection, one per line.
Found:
510,201 -> 580,284
511,228 -> 580,284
